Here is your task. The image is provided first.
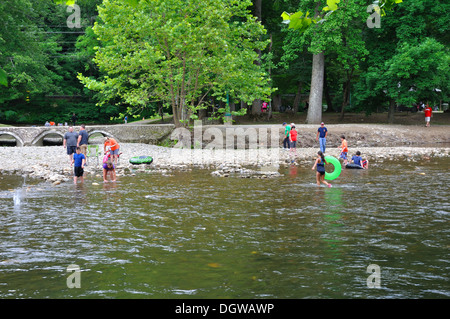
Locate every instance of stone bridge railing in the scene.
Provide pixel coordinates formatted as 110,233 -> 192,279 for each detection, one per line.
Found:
0,124 -> 175,146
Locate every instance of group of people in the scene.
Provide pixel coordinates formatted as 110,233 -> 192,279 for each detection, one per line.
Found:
282,121 -> 369,187
45,113 -> 79,128
62,125 -> 120,184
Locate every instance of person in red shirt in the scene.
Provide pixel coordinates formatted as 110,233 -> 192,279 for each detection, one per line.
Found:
289,125 -> 298,162
424,103 -> 432,127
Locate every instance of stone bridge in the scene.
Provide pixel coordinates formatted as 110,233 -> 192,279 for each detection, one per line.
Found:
0,124 -> 175,146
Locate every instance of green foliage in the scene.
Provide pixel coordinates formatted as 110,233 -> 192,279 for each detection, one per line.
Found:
1,99 -> 122,125
0,69 -> 7,86
357,38 -> 449,108
355,0 -> 450,113
0,0 -> 64,103
78,0 -> 273,127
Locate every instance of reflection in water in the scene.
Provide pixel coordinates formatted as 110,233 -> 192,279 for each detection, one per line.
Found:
322,187 -> 344,263
13,190 -> 22,209
289,164 -> 298,177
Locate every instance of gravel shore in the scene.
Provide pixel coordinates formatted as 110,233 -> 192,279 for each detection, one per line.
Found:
0,143 -> 449,184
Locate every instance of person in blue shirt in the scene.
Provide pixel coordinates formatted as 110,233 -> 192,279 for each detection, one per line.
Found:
316,122 -> 328,153
77,124 -> 89,159
351,151 -> 363,167
71,147 -> 86,184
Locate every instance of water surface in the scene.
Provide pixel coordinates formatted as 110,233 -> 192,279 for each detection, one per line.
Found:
0,158 -> 449,298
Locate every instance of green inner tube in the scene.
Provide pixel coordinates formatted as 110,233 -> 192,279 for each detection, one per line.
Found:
129,156 -> 153,164
324,156 -> 341,181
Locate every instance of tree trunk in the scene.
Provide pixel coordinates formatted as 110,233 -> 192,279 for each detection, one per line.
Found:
388,99 -> 395,124
323,64 -> 334,112
159,103 -> 165,123
272,94 -> 281,112
251,99 -> 262,117
293,81 -> 303,113
172,104 -> 182,127
339,69 -> 354,121
306,52 -> 324,124
340,78 -> 350,121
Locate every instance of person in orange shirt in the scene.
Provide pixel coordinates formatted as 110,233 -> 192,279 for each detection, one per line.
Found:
104,137 -> 120,165
338,135 -> 348,165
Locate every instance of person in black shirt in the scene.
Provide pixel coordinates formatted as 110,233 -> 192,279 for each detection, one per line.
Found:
71,113 -> 77,126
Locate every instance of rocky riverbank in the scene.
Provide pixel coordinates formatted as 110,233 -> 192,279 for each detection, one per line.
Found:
0,142 -> 449,184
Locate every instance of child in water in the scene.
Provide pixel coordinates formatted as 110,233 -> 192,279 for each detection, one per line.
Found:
362,157 -> 369,169
351,151 -> 363,167
103,159 -> 116,182
312,151 -> 332,187
339,135 -> 348,165
72,147 -> 86,184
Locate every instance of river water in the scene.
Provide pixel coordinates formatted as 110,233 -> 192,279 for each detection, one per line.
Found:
0,157 -> 449,299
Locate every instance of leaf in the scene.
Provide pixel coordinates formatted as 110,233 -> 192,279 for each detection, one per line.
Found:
54,0 -> 76,5
281,11 -> 290,21
0,69 -> 7,87
323,0 -> 340,12
123,0 -> 140,7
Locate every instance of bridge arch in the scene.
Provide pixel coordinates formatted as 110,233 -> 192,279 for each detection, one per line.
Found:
87,130 -> 117,143
0,131 -> 25,147
31,130 -> 64,146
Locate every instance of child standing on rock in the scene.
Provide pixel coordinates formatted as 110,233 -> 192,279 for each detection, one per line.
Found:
289,125 -> 298,163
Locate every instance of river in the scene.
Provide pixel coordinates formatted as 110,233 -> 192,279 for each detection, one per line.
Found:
0,157 -> 449,298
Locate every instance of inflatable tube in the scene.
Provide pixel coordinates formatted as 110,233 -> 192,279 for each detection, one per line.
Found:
345,163 -> 364,169
324,156 -> 342,181
129,156 -> 153,165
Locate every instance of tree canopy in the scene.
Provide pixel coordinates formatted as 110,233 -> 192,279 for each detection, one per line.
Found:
78,0 -> 274,127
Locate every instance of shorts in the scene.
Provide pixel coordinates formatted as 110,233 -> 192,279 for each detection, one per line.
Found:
425,117 -> 430,122
290,141 -> 297,148
110,148 -> 120,155
67,146 -> 77,155
79,144 -> 87,155
74,166 -> 84,177
339,152 -> 348,160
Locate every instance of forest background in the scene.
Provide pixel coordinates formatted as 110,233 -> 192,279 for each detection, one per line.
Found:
0,0 -> 448,126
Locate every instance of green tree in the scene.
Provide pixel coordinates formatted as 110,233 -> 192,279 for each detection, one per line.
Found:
0,0 -> 63,102
357,38 -> 449,123
281,0 -> 402,123
354,0 -> 449,122
78,0 -> 273,127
